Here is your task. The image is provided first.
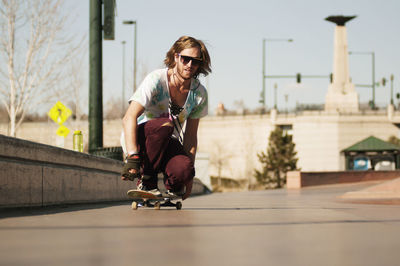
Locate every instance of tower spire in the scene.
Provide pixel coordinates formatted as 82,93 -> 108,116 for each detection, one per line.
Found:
324,15 -> 359,113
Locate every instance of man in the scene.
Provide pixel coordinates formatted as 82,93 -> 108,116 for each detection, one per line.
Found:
121,36 -> 211,200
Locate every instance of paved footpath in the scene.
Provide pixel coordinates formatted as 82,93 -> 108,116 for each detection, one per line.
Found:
1,182 -> 400,266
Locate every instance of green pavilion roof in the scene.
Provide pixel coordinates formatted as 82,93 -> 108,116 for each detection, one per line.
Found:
343,136 -> 400,152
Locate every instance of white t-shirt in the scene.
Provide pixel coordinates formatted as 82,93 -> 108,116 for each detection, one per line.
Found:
130,68 -> 208,124
121,68 -> 208,152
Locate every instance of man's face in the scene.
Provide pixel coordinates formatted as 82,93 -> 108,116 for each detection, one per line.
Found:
175,47 -> 202,80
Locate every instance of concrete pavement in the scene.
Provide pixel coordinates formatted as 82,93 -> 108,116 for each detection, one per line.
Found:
1,182 -> 400,266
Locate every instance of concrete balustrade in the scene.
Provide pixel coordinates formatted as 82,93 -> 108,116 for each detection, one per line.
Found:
0,134 -> 208,208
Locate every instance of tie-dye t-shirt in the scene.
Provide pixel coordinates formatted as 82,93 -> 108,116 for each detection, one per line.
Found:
129,68 -> 208,127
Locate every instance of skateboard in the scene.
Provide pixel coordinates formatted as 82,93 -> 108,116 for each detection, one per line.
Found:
127,189 -> 182,210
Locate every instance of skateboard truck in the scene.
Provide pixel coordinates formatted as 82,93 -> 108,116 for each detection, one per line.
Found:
128,190 -> 182,210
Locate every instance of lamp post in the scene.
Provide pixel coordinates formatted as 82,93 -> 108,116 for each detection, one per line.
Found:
89,0 -> 103,152
261,38 -> 293,110
390,74 -> 394,105
121,41 -> 126,115
123,20 -> 137,93
284,94 -> 289,114
349,51 -> 376,109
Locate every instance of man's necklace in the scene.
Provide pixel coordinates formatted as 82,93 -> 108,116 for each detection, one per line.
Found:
169,100 -> 184,116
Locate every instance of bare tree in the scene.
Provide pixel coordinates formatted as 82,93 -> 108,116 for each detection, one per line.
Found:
233,99 -> 247,115
0,0 -> 82,136
104,97 -> 123,120
126,62 -> 150,98
66,44 -> 87,123
209,140 -> 232,189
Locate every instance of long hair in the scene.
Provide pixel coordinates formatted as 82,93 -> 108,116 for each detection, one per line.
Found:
164,36 -> 211,79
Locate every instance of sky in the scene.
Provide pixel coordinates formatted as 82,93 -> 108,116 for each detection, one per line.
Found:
65,0 -> 400,114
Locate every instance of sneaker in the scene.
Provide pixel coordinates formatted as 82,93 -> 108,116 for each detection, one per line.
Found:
165,188 -> 185,197
137,180 -> 161,197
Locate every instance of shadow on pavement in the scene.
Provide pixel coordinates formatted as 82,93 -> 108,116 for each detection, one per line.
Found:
0,201 -> 131,219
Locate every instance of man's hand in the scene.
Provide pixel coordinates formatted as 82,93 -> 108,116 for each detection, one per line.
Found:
182,179 -> 193,200
121,154 -> 141,181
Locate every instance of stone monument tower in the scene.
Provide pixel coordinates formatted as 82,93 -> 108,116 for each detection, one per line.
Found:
325,15 -> 359,113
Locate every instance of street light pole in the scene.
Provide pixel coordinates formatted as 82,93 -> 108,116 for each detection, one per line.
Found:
261,38 -> 293,110
391,74 -> 394,105
372,52 -> 375,108
123,20 -> 137,93
121,41 -> 126,115
349,51 -> 376,109
89,0 -> 103,152
262,39 -> 266,108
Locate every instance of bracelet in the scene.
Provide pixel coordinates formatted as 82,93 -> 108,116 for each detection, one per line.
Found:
125,151 -> 139,160
127,151 -> 139,156
125,154 -> 140,162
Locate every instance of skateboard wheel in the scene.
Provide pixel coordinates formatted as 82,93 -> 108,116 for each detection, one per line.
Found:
154,201 -> 161,210
176,201 -> 182,210
131,201 -> 138,210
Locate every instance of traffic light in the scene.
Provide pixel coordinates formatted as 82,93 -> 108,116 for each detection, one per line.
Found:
382,77 -> 387,86
259,91 -> 265,104
369,100 -> 374,108
296,73 -> 301,83
330,73 -> 333,83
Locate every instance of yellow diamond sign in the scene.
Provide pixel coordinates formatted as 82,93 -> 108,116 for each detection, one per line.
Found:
48,101 -> 72,125
56,125 -> 70,137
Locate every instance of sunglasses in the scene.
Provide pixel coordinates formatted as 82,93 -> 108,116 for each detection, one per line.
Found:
178,54 -> 202,66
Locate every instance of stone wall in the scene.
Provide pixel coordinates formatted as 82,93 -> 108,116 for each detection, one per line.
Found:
0,134 -> 208,208
197,114 -> 274,184
198,112 -> 400,180
0,134 -> 126,208
2,110 -> 400,181
287,170 -> 400,188
294,112 -> 399,172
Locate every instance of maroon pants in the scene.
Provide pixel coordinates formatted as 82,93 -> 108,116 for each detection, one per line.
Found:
137,118 -> 195,191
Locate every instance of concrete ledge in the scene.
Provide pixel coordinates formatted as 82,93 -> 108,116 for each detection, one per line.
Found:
340,177 -> 400,200
0,134 -> 208,208
0,134 -> 129,208
0,134 -> 121,172
287,170 -> 400,189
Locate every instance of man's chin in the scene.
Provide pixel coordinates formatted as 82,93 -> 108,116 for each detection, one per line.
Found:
182,70 -> 195,79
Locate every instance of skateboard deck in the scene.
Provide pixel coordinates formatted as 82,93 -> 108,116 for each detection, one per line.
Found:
127,189 -> 182,210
